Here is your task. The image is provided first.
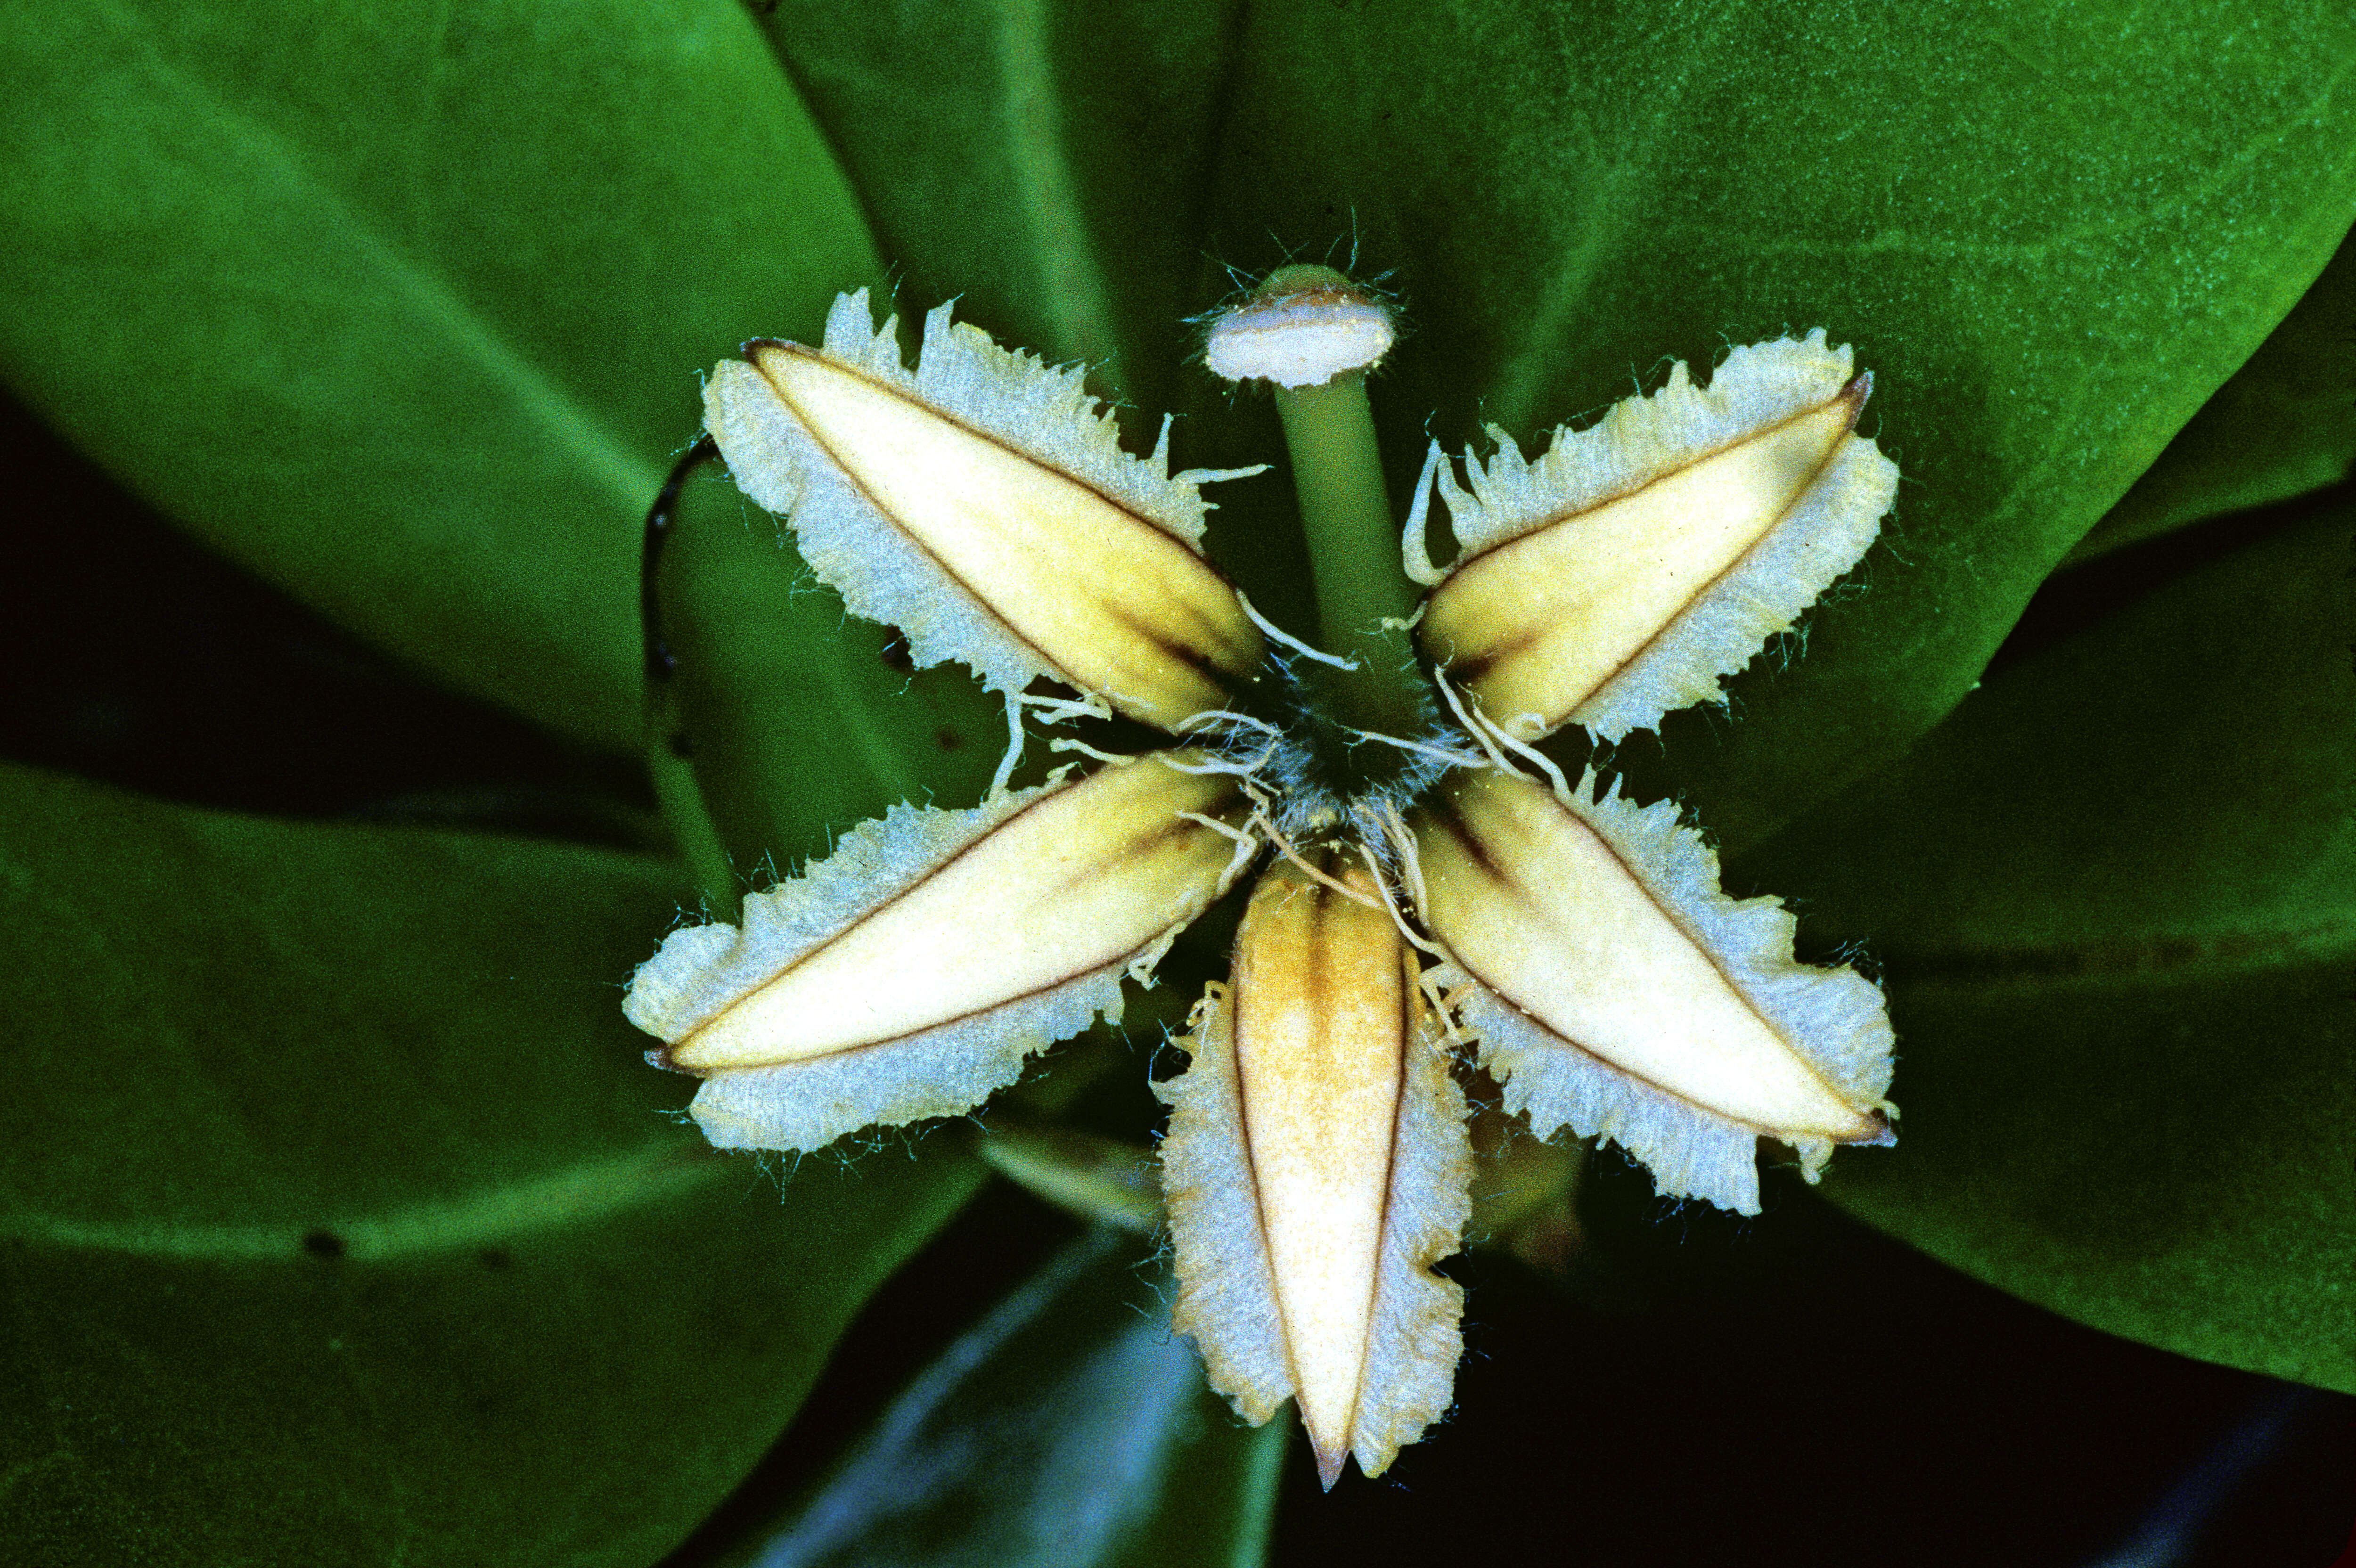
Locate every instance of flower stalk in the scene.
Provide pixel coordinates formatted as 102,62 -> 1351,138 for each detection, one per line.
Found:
1219,264 -> 1427,746
1274,368 -> 1420,645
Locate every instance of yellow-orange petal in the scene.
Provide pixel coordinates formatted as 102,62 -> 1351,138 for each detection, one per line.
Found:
1420,332 -> 1897,743
624,753 -> 1252,1152
1158,860 -> 1470,1486
704,291 -> 1263,731
1411,768 -> 1893,1214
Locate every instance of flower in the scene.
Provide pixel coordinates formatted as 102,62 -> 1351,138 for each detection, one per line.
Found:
624,270 -> 1901,1486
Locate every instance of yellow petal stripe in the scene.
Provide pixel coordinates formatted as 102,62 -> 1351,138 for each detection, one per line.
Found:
746,343 -> 1261,731
1423,380 -> 1866,737
1159,856 -> 1469,1485
1227,862 -> 1412,1482
1414,769 -> 1880,1142
659,757 -> 1248,1071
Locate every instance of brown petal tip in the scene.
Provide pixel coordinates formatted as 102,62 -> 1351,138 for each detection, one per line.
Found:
1838,369 -> 1874,429
1847,1105 -> 1898,1147
1313,1437 -> 1349,1492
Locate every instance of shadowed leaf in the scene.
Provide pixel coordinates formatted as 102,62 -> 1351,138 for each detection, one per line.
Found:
1748,501 -> 2355,1391
0,0 -> 884,747
704,1230 -> 1285,1568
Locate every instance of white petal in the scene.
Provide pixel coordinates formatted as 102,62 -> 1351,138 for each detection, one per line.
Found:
1421,332 -> 1898,742
1412,768 -> 1894,1214
1157,862 -> 1470,1484
704,291 -> 1262,731
625,755 -> 1252,1152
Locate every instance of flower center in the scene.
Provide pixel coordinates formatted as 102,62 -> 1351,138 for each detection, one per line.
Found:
1176,622 -> 1466,848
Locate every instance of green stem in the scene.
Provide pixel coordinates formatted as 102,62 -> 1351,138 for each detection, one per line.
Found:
1272,369 -> 1424,739
1275,369 -> 1419,646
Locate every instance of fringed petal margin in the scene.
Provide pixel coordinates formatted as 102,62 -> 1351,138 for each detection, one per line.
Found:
702,291 -> 1264,731
625,753 -> 1253,1152
1411,768 -> 1893,1215
1419,331 -> 1898,742
1157,861 -> 1471,1485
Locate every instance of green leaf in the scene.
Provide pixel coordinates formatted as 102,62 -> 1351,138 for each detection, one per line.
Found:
751,0 -> 1243,416
0,0 -> 883,750
1744,502 -> 2355,1391
1751,504 -> 2353,975
764,0 -> 2356,844
703,1229 -> 1285,1568
0,765 -> 985,1567
656,456 -> 1003,882
2067,221 -> 2356,565
1823,966 -> 2351,1395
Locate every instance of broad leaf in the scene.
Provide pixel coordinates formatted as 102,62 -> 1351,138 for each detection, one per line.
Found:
0,0 -> 883,749
0,766 -> 984,1567
1745,502 -> 2355,1391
